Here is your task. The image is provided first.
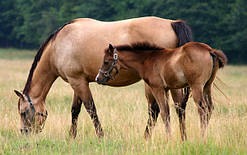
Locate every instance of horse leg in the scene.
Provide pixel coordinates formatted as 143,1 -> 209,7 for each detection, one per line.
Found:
170,88 -> 190,141
191,85 -> 209,138
151,88 -> 171,138
144,83 -> 160,139
203,84 -> 214,127
69,92 -> 83,138
69,78 -> 104,138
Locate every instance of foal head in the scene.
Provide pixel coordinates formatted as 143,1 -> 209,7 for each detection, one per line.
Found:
96,44 -> 119,85
14,90 -> 48,135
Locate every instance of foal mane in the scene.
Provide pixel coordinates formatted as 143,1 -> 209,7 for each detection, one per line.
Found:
107,42 -> 164,53
23,20 -> 75,95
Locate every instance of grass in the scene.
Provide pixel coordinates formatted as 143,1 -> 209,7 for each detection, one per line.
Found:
0,48 -> 36,60
0,49 -> 246,154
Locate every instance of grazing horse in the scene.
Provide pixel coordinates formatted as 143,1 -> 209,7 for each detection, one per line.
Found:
14,17 -> 192,139
96,42 -> 227,139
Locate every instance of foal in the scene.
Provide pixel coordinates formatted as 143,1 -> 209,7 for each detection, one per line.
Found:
96,42 -> 227,139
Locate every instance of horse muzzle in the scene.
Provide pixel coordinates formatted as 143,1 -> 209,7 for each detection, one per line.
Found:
96,77 -> 109,85
95,73 -> 109,85
20,127 -> 32,135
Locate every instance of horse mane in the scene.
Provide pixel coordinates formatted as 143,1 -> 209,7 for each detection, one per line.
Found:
110,42 -> 164,53
23,20 -> 74,95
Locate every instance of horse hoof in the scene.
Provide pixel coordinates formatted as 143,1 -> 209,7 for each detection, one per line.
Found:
97,131 -> 104,138
144,132 -> 151,140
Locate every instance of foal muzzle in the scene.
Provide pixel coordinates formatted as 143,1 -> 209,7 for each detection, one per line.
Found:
96,65 -> 118,85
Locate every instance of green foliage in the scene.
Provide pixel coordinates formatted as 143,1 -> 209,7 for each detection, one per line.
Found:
0,0 -> 246,63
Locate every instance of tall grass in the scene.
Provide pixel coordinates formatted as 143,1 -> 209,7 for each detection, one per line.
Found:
0,49 -> 246,154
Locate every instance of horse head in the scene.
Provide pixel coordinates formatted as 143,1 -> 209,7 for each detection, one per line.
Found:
14,90 -> 48,135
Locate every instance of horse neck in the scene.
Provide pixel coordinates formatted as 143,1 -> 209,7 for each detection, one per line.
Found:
119,51 -> 154,77
27,51 -> 57,102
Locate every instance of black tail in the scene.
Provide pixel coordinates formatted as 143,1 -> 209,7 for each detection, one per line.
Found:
171,20 -> 193,47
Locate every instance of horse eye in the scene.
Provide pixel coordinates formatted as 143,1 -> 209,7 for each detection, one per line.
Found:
104,61 -> 109,65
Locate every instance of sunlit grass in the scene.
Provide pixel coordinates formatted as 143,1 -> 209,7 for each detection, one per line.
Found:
0,49 -> 246,154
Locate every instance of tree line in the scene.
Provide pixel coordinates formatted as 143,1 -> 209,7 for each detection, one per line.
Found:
0,0 -> 246,63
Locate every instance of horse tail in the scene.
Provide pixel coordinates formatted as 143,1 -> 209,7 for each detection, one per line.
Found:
23,20 -> 74,95
212,49 -> 227,69
206,49 -> 227,89
171,20 -> 193,47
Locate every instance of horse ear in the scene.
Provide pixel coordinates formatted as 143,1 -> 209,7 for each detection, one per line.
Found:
109,44 -> 114,53
14,90 -> 24,100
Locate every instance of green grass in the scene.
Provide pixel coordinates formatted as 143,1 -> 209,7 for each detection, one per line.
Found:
0,49 -> 247,154
0,48 -> 36,60
1,129 -> 242,154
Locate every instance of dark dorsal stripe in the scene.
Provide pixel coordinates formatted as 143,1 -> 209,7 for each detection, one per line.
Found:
111,42 -> 164,53
23,20 -> 74,95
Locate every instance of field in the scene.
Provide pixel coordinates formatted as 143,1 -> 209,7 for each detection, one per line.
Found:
0,49 -> 246,154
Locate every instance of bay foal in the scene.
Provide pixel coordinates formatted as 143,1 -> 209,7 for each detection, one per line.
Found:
96,42 -> 227,139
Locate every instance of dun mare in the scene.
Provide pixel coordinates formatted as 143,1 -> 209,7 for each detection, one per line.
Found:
96,42 -> 227,139
14,17 -> 192,140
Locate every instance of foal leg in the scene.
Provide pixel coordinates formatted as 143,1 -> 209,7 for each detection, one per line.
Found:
69,92 -> 83,138
151,88 -> 171,138
144,83 -> 160,139
69,78 -> 104,138
170,88 -> 190,141
203,84 -> 214,126
191,85 -> 208,138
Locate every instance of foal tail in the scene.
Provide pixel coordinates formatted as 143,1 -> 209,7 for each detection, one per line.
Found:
212,49 -> 227,69
207,49 -> 227,86
171,20 -> 193,47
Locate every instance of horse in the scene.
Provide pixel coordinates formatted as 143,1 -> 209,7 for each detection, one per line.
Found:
96,42 -> 227,139
14,16 -> 193,139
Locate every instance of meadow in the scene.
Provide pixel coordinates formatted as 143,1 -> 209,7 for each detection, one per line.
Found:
0,49 -> 246,154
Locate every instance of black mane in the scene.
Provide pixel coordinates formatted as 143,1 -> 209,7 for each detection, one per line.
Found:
110,42 -> 164,53
23,20 -> 74,95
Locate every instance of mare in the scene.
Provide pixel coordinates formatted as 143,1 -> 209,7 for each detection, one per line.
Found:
14,17 -> 192,139
96,42 -> 227,139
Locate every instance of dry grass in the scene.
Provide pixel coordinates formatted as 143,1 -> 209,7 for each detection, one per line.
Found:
0,49 -> 246,154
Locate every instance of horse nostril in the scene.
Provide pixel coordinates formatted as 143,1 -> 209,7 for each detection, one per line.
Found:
20,128 -> 30,134
96,77 -> 101,84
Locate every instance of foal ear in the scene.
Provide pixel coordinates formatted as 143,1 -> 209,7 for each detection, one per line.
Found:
14,90 -> 24,100
109,44 -> 114,52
